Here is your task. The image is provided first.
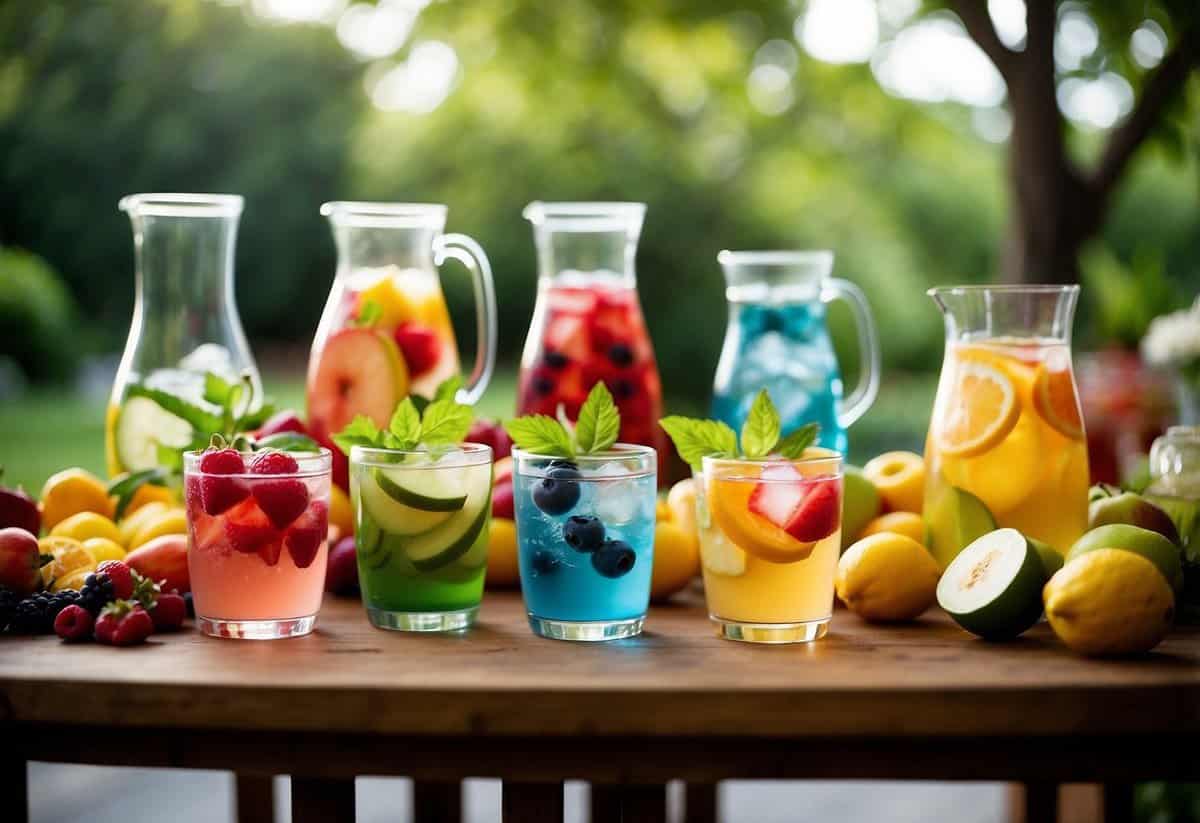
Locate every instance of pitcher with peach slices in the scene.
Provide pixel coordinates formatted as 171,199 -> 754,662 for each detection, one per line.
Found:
662,391 -> 843,643
923,286 -> 1089,570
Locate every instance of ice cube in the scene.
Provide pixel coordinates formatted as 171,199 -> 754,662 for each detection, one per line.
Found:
594,478 -> 639,525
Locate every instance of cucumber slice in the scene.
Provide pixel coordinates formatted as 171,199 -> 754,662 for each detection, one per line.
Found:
361,470 -> 455,537
402,468 -> 491,572
114,395 -> 193,472
375,468 -> 468,512
936,528 -> 1047,640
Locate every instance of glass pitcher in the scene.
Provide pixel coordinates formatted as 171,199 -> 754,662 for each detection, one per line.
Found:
923,285 -> 1090,569
106,193 -> 261,477
306,202 -> 497,450
516,202 -> 665,458
710,251 -> 879,454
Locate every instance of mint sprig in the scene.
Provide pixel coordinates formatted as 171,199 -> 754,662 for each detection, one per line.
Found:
332,378 -> 475,454
504,381 -> 622,458
659,390 -> 820,470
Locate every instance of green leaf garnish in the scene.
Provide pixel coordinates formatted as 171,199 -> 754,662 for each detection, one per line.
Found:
575,382 -> 620,455
106,468 -> 168,521
203,372 -> 234,406
740,389 -> 781,460
331,377 -> 475,455
504,415 -> 576,458
354,299 -> 382,328
659,417 -> 737,471
659,391 -> 820,468
776,423 -> 819,459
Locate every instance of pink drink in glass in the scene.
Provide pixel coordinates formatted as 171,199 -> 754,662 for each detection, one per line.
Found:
184,449 -> 331,639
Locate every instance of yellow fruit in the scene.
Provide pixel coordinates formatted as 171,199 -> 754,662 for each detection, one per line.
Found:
124,480 -> 175,515
836,532 -> 940,622
651,522 -> 700,602
1033,361 -> 1084,440
708,476 -> 815,563
863,451 -> 926,514
128,507 -> 188,550
357,275 -> 417,329
858,511 -> 925,545
666,478 -> 699,540
50,511 -> 121,544
934,359 -> 1019,457
81,537 -> 127,564
941,411 -> 1042,515
118,501 -> 169,546
51,567 -> 93,593
329,484 -> 355,537
1044,548 -> 1174,657
38,537 -> 96,588
40,468 -> 114,531
485,518 -> 520,587
655,499 -> 673,522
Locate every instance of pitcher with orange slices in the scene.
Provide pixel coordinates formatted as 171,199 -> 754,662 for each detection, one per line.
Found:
923,286 -> 1089,569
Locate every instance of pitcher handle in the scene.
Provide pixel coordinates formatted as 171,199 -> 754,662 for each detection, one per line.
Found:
434,233 -> 497,406
822,278 -> 880,429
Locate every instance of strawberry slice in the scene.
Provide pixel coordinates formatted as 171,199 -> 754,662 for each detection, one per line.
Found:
224,499 -> 279,554
783,478 -> 841,543
284,500 -> 329,569
253,479 -> 310,529
258,539 -> 284,566
747,463 -> 806,526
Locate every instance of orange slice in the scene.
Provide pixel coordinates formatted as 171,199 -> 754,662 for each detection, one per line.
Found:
707,477 -> 816,564
935,359 -> 1019,458
1033,364 -> 1084,440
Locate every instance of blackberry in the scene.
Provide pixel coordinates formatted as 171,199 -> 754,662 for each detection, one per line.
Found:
9,598 -> 45,634
79,572 -> 115,615
9,590 -> 81,634
0,586 -> 20,633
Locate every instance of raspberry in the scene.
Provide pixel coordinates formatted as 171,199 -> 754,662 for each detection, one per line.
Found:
252,478 -> 309,529
95,560 -> 135,600
394,322 -> 441,377
54,604 -> 94,642
199,448 -> 245,475
151,592 -> 187,631
250,451 -> 299,475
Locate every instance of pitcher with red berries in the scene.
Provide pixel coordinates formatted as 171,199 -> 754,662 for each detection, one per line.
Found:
517,202 -> 665,469
307,202 -> 497,477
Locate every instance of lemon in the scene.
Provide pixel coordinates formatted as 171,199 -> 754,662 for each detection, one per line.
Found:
836,533 -> 940,622
651,522 -> 700,601
81,537 -> 127,564
484,518 -> 519,587
127,507 -> 188,550
40,467 -> 114,531
118,501 -> 169,546
858,511 -> 926,545
1044,548 -> 1174,657
51,567 -> 93,593
941,411 -> 1042,515
50,511 -> 122,544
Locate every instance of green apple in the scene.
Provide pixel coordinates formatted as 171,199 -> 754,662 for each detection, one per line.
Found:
841,466 -> 881,549
1067,524 -> 1183,592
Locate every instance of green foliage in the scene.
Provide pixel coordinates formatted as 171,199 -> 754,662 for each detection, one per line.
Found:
0,246 -> 79,381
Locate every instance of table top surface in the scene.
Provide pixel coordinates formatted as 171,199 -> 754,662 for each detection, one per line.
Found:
1,590 -> 1197,739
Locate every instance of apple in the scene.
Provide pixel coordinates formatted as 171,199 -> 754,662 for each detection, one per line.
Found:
492,481 -> 514,520
0,474 -> 41,536
465,419 -> 513,460
125,534 -> 190,593
325,536 -> 359,595
0,527 -> 42,595
255,410 -> 308,438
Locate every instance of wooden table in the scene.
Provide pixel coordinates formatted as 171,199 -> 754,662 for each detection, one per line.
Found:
2,591 -> 1197,822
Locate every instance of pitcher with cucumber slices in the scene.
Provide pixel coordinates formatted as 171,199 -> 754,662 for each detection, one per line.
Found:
336,379 -> 493,632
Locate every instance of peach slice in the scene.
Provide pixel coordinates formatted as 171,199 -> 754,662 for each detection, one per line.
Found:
708,474 -> 816,564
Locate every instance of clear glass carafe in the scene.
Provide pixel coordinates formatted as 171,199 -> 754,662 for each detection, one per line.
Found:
1146,426 -> 1200,551
106,193 -> 261,476
516,202 -> 665,460
923,285 -> 1090,568
306,202 -> 497,451
710,251 -> 879,454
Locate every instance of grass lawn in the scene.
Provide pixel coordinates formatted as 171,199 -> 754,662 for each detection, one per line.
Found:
0,370 -> 934,493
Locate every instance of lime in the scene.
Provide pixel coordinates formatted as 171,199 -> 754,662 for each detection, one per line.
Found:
924,484 -> 997,570
936,528 -> 1046,640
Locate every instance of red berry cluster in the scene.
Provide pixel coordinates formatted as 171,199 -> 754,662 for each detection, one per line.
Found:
53,559 -> 188,646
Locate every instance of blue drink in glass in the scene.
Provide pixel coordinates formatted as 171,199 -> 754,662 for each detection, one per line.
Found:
512,445 -> 657,641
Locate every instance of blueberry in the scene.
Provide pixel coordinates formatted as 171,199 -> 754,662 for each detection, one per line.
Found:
563,515 -> 606,552
544,350 -> 569,370
531,550 -> 561,576
532,466 -> 582,515
532,375 -> 555,396
591,540 -> 636,578
607,343 -> 634,368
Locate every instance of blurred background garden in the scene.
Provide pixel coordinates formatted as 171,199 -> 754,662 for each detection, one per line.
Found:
2,0 -> 1200,493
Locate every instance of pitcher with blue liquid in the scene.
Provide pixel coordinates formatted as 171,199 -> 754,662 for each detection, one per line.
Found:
710,251 -> 879,453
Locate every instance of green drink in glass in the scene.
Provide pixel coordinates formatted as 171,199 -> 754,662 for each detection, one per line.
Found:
350,443 -> 493,631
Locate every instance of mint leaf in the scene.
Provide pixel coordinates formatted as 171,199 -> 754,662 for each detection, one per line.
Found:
660,416 -> 737,470
333,415 -> 382,455
776,423 -> 820,459
354,299 -> 382,328
203,372 -> 233,406
421,399 -> 474,444
505,415 -> 575,458
433,376 -> 464,403
388,398 -> 422,448
575,382 -> 620,454
740,390 -> 781,460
